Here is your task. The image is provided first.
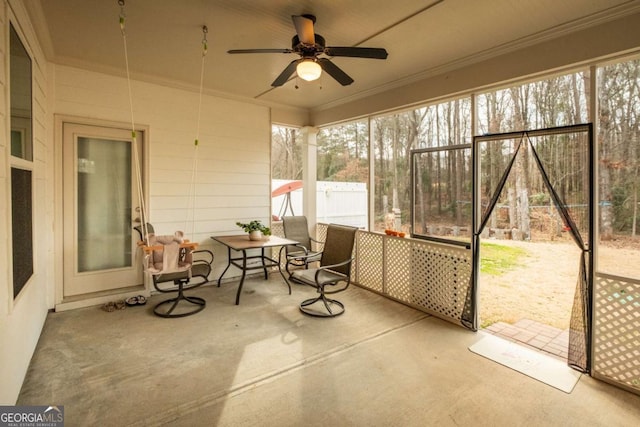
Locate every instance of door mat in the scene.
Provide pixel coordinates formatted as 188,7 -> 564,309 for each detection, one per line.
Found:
469,333 -> 581,393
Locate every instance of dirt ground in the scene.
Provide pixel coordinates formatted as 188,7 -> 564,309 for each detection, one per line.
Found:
478,237 -> 640,329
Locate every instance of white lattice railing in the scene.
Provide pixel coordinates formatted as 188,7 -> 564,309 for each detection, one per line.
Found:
593,274 -> 640,394
318,223 -> 473,328
273,221 -> 473,327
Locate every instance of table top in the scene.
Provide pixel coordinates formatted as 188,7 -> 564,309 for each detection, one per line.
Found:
211,234 -> 299,251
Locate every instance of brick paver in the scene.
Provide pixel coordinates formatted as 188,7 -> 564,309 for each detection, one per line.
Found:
484,319 -> 569,360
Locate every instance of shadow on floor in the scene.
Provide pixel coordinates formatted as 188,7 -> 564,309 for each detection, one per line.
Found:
17,273 -> 640,426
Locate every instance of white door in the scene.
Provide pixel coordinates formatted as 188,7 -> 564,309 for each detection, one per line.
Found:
63,123 -> 144,297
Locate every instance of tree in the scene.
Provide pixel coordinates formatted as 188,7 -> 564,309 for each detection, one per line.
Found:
271,126 -> 302,180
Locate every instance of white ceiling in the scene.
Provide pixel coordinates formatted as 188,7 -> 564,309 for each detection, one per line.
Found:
24,0 -> 640,112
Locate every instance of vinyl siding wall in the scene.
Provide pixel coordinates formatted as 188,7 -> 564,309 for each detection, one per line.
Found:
53,65 -> 272,281
1,0 -> 51,404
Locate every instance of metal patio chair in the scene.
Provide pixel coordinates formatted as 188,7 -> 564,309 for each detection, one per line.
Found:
289,223 -> 357,317
281,216 -> 323,277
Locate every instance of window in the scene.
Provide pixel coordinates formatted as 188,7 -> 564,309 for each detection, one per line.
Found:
272,125 -> 303,181
10,23 -> 34,298
411,146 -> 472,243
597,57 -> 640,280
271,125 -> 303,219
477,71 -> 589,134
373,99 -> 472,236
10,24 -> 33,161
317,120 -> 369,228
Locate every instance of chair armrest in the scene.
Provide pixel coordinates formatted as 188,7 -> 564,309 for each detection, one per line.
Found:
314,258 -> 353,282
191,249 -> 213,284
310,237 -> 324,251
287,245 -> 322,261
289,243 -> 310,256
192,249 -> 214,265
317,257 -> 352,271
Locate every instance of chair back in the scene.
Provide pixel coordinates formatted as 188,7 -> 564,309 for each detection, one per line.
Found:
283,216 -> 312,252
144,233 -> 192,275
320,224 -> 357,275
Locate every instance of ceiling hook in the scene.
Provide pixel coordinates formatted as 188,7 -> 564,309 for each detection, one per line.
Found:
201,25 -> 209,55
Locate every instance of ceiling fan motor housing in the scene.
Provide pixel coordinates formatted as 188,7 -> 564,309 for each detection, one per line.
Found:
292,34 -> 325,55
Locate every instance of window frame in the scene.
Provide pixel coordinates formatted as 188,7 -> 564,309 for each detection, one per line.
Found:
9,20 -> 35,301
410,143 -> 473,248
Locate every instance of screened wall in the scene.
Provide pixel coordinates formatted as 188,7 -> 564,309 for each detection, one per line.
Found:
272,54 -> 640,394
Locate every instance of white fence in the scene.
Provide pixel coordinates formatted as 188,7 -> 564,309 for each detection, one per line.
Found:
272,180 -> 367,228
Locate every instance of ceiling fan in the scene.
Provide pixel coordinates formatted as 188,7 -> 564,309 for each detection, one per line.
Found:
227,14 -> 388,87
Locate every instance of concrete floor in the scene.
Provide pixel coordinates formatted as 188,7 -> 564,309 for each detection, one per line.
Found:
18,273 -> 640,426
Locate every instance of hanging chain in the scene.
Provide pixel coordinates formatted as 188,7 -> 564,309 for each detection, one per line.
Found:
186,25 -> 210,237
118,0 -> 148,243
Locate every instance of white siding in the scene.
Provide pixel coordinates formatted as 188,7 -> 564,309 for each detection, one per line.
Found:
53,65 -> 272,280
1,0 -> 50,405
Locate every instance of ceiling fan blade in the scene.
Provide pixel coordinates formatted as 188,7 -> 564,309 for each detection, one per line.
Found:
317,58 -> 354,86
271,59 -> 300,87
324,46 -> 388,59
228,48 -> 293,54
292,15 -> 315,45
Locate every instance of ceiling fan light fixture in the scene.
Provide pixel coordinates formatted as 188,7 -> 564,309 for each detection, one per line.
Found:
296,59 -> 322,81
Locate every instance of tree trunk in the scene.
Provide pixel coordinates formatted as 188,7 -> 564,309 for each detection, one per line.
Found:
435,106 -> 442,215
392,116 -> 400,210
510,87 -> 531,240
508,186 -> 517,229
632,178 -> 638,238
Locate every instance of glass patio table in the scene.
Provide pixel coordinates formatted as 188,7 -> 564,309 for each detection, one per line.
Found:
211,234 -> 299,305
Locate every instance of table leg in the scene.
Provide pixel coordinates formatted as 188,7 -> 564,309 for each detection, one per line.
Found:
261,248 -> 268,279
235,249 -> 248,305
217,246 -> 233,287
277,246 -> 292,295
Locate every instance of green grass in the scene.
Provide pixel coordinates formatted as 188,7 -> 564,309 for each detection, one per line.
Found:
479,241 -> 529,276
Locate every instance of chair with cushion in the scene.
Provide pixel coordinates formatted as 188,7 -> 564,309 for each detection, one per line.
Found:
281,216 -> 323,277
289,223 -> 357,317
135,224 -> 213,318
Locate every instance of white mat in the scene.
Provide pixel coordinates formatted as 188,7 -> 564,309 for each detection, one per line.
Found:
469,334 -> 581,393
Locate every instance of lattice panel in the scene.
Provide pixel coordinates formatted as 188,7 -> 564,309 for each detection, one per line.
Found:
410,242 -> 472,323
317,224 -> 473,328
593,275 -> 640,393
272,222 -> 284,238
316,223 -> 328,244
355,231 -> 384,292
385,237 -> 412,300
269,221 -> 286,269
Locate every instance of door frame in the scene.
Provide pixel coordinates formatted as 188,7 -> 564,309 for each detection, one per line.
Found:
54,115 -> 149,311
471,124 -> 594,372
